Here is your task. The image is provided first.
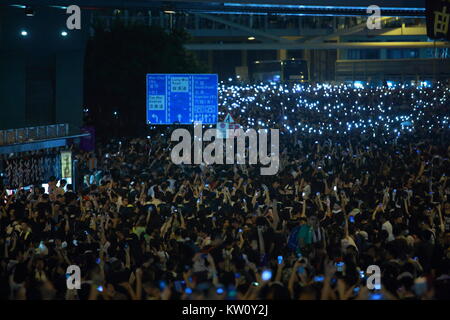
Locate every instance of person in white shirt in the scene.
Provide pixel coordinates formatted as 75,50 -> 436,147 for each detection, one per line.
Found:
381,213 -> 395,242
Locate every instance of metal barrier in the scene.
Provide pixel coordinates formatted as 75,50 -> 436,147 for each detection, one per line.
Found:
0,124 -> 69,146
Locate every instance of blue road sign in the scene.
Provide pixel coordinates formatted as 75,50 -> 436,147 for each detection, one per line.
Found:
146,74 -> 218,125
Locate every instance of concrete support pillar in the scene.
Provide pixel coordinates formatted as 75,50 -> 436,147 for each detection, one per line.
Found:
208,50 -> 214,73
277,49 -> 287,60
241,50 -> 248,66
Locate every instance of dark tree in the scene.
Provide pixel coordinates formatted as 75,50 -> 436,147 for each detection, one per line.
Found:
84,20 -> 205,138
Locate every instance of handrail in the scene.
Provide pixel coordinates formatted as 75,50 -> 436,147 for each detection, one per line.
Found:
0,124 -> 69,146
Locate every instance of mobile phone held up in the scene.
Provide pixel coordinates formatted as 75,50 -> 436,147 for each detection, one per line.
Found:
335,261 -> 344,272
297,266 -> 305,275
313,275 -> 324,282
277,256 -> 283,265
261,270 -> 272,281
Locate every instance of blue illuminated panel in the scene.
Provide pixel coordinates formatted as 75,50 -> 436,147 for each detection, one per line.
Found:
146,74 -> 218,125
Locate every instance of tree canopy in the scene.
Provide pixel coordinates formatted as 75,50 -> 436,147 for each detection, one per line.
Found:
84,20 -> 205,138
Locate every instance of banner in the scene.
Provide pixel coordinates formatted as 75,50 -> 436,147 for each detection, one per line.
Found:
426,0 -> 450,40
3,153 -> 61,189
61,151 -> 72,178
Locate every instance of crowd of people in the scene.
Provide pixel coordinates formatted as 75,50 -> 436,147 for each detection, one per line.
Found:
1,81 -> 449,300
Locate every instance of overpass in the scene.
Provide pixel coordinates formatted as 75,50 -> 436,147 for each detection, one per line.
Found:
1,0 -> 426,17
0,0 -> 447,130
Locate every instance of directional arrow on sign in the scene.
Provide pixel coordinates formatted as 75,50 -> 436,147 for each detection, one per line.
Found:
224,113 -> 235,123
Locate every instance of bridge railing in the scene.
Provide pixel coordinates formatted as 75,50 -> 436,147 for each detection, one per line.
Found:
0,124 -> 69,146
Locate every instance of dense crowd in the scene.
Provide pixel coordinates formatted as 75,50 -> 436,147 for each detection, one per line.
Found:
1,81 -> 450,300
219,81 -> 449,137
